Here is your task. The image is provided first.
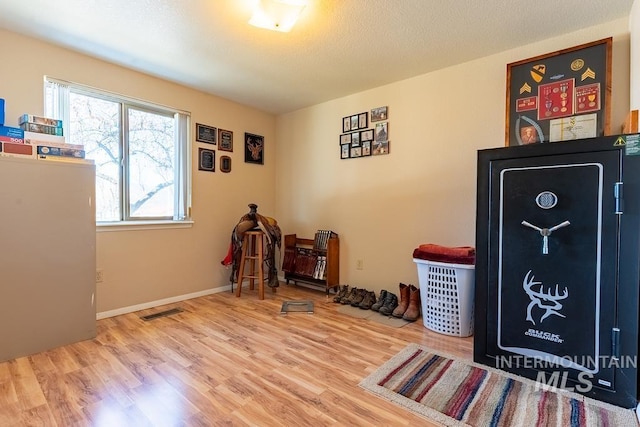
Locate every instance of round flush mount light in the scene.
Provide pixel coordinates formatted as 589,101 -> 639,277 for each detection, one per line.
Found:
249,0 -> 308,32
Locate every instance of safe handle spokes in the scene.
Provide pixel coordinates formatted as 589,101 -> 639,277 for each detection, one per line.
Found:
521,220 -> 571,255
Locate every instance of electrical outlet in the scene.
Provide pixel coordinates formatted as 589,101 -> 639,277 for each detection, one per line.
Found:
96,269 -> 104,283
356,259 -> 364,270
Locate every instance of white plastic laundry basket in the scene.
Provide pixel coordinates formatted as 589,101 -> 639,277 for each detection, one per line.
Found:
414,258 -> 475,337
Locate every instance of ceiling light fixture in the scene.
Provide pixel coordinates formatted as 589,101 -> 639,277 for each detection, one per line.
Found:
249,0 -> 307,33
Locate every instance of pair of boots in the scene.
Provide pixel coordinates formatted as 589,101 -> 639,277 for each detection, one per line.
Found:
392,283 -> 421,322
333,285 -> 377,309
371,290 -> 398,316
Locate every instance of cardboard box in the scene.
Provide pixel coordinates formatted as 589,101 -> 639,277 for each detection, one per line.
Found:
37,146 -> 85,158
37,154 -> 93,164
0,135 -> 24,144
28,140 -> 83,150
23,131 -> 65,144
0,126 -> 24,139
19,114 -> 62,128
19,122 -> 63,136
1,142 -> 34,158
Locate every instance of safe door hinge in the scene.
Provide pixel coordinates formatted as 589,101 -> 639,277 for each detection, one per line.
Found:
614,182 -> 623,214
612,327 -> 621,360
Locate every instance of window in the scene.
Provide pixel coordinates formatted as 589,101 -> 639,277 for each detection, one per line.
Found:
44,78 -> 191,223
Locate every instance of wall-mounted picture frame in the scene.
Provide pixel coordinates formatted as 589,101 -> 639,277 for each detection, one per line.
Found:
350,115 -> 358,130
373,140 -> 390,155
362,140 -> 372,156
220,155 -> 231,173
341,144 -> 350,159
218,129 -> 233,152
198,147 -> 215,172
340,134 -> 351,145
358,112 -> 368,129
351,132 -> 360,146
505,37 -> 611,146
350,146 -> 362,158
196,123 -> 217,144
375,122 -> 388,142
244,132 -> 264,165
360,129 -> 374,141
371,106 -> 388,122
342,116 -> 351,133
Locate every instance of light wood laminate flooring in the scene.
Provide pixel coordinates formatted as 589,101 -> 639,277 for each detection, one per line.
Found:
0,284 -> 473,426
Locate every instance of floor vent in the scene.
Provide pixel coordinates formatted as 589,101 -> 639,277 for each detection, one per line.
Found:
140,307 -> 183,321
280,300 -> 314,314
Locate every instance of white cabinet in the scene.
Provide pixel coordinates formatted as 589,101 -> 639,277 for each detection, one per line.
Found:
0,156 -> 96,362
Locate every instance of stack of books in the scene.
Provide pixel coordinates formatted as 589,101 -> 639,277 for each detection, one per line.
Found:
282,246 -> 297,273
19,114 -> 64,136
313,230 -> 337,251
293,248 -> 318,277
0,113 -> 91,164
0,124 -> 27,157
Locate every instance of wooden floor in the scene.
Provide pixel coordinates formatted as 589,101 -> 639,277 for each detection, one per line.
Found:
0,283 -> 473,426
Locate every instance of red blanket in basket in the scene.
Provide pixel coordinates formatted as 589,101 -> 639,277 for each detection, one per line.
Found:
412,243 -> 475,265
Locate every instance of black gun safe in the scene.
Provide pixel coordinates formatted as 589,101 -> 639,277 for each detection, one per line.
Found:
474,135 -> 640,408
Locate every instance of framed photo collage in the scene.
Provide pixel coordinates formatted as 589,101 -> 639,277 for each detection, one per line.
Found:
340,106 -> 390,159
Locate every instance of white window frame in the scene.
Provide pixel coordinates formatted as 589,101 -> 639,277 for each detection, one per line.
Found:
44,76 -> 192,230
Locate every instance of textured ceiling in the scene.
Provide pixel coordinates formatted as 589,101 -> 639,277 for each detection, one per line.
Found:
0,0 -> 634,114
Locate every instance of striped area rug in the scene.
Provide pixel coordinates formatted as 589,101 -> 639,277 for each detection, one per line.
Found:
359,344 -> 638,427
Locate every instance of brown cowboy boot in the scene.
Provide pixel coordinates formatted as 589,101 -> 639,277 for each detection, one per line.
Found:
402,284 -> 421,322
392,283 -> 410,318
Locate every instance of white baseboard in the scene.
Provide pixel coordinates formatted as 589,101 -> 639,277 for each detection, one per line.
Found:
96,285 -> 233,320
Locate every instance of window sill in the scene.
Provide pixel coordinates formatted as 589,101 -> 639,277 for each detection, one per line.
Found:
97,220 -> 194,232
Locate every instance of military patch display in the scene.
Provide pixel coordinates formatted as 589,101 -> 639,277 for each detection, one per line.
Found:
506,38 -> 611,147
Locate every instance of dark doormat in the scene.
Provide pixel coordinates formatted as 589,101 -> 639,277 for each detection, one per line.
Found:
280,300 -> 314,314
337,305 -> 410,328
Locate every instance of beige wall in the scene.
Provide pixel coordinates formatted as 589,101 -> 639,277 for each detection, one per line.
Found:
0,29 -> 277,314
275,19 -> 631,293
0,17 -> 631,313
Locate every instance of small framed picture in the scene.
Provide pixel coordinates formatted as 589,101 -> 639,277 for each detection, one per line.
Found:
371,106 -> 388,122
350,115 -> 358,130
218,129 -> 233,152
198,148 -> 215,171
375,122 -> 388,142
350,146 -> 362,158
340,134 -> 351,145
196,123 -> 217,144
360,129 -> 374,141
220,155 -> 231,173
245,132 -> 264,165
358,112 -> 368,129
373,140 -> 390,155
343,116 -> 351,133
351,132 -> 360,146
341,144 -> 350,159
362,140 -> 372,156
